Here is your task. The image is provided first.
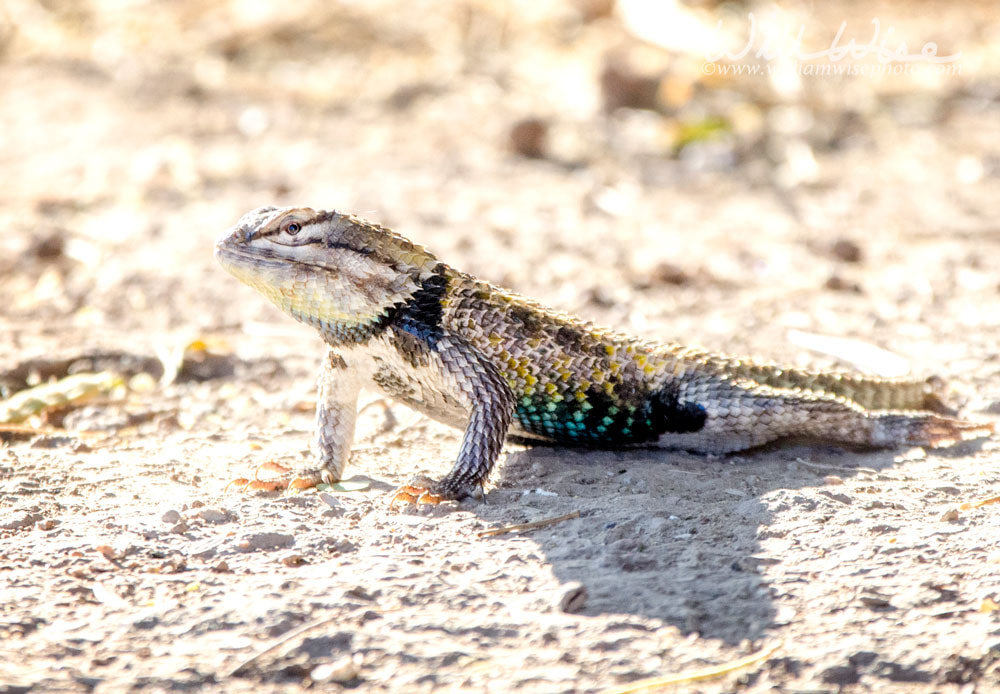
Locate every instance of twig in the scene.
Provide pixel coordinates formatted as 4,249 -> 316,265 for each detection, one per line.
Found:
598,642 -> 781,694
477,510 -> 580,537
226,615 -> 342,678
794,458 -> 877,475
961,494 -> 1000,510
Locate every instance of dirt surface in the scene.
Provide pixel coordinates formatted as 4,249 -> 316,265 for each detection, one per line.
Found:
2,1 -> 1000,691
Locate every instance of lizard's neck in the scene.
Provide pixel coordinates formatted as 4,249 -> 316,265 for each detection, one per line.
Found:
316,265 -> 450,348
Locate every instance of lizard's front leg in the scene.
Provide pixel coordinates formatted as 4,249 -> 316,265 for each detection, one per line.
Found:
393,336 -> 515,506
235,349 -> 360,491
301,349 -> 362,485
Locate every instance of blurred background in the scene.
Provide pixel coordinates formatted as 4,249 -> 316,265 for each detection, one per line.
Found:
1,0 -> 999,376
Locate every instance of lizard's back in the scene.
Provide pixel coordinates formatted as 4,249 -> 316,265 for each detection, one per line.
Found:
436,269 -> 983,453
441,272 -> 704,445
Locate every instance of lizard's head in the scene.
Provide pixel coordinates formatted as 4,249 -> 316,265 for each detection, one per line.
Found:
215,206 -> 441,337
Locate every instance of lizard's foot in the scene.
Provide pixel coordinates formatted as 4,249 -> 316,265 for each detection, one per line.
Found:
225,461 -> 328,493
389,475 -> 452,508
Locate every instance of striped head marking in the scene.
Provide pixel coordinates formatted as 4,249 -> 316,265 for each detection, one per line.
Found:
215,206 -> 441,338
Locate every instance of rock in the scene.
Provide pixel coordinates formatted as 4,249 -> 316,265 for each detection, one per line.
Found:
0,512 -> 44,530
311,655 -> 359,683
556,582 -> 587,613
600,59 -> 660,112
196,508 -> 228,523
830,238 -> 863,263
94,545 -> 118,560
821,664 -> 859,685
133,615 -> 159,630
825,274 -> 861,292
859,591 -> 893,608
161,509 -> 182,524
509,118 -> 548,159
649,261 -> 689,286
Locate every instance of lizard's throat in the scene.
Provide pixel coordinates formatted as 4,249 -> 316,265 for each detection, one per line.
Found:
217,249 -> 408,342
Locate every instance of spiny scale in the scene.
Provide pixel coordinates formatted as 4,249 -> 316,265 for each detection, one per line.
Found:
215,206 -> 994,501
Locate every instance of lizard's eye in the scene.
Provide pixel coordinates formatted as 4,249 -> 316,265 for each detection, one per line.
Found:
285,222 -> 301,235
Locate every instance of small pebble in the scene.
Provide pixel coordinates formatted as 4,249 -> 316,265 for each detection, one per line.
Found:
823,475 -> 845,486
281,554 -> 307,567
161,510 -> 182,524
825,274 -> 861,293
197,508 -> 228,523
212,560 -> 231,573
649,261 -> 690,286
859,591 -> 892,608
95,544 -> 117,560
509,118 -> 548,159
600,60 -> 659,111
830,238 -> 863,263
556,581 -> 587,613
311,655 -> 359,683
941,508 -> 960,522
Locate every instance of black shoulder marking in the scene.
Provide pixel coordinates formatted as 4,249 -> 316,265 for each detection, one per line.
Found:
319,266 -> 448,349
390,265 -> 449,354
648,382 -> 707,434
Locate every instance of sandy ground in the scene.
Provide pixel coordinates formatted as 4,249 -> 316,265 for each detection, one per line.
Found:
2,1 -> 1000,691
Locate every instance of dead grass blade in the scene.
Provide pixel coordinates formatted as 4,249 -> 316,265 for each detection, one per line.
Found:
598,642 -> 781,694
477,510 -> 580,537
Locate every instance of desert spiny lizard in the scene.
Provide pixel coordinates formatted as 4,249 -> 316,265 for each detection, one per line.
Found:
215,206 -> 993,503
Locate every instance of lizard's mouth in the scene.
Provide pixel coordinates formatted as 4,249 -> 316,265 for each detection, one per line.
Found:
214,235 -> 292,272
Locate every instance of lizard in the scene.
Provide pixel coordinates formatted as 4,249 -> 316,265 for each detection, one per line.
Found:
215,206 -> 993,505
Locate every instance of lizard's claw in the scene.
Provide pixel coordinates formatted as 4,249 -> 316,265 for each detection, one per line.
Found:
390,486 -> 447,507
389,476 -> 451,508
225,461 -> 323,493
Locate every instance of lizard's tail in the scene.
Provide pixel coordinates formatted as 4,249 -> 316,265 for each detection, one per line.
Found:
745,367 -> 953,414
671,345 -> 957,413
870,413 -> 994,448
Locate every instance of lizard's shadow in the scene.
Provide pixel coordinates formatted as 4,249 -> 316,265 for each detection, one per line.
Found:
473,441 -> 960,645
